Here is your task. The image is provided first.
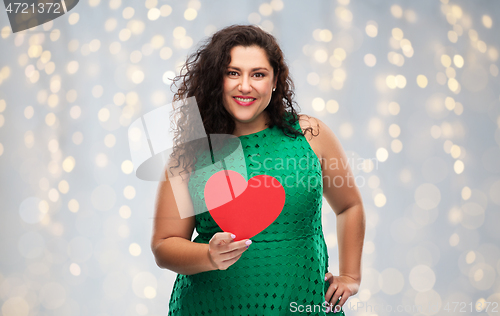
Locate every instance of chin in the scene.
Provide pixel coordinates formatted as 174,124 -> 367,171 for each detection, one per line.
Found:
231,112 -> 258,123
225,108 -> 258,123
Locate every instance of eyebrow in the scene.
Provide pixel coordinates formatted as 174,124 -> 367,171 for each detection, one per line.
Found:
227,66 -> 270,72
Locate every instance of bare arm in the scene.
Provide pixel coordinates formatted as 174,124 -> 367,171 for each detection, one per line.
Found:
150,170 -> 218,275
317,117 -> 365,283
299,115 -> 366,283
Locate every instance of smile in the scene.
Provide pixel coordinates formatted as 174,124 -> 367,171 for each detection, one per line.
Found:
233,96 -> 256,106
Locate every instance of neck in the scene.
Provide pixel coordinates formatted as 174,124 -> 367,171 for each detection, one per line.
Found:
233,112 -> 270,137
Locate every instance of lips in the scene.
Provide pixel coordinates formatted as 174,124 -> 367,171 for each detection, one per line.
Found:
233,96 -> 256,106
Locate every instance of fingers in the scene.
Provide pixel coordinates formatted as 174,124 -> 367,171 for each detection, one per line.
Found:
220,238 -> 252,260
212,232 -> 251,253
325,287 -> 339,309
210,232 -> 236,247
325,274 -> 342,312
217,243 -> 248,270
224,252 -> 243,265
325,272 -> 333,282
336,290 -> 351,310
209,232 -> 253,270
324,276 -> 353,313
324,272 -> 336,302
328,296 -> 343,314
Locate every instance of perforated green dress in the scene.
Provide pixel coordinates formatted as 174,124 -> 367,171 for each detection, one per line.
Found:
167,114 -> 345,315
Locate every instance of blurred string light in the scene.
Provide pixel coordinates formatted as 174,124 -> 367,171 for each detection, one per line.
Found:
0,0 -> 499,315
303,0 -> 500,313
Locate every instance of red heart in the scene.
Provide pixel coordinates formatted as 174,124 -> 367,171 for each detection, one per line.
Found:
204,170 -> 286,241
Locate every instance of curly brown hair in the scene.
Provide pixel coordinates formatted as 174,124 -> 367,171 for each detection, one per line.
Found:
167,24 -> 313,179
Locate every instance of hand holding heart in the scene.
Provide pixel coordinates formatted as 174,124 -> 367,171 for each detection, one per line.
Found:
208,232 -> 252,270
204,170 -> 286,241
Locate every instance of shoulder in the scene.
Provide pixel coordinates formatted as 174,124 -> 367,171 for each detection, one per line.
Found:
297,114 -> 336,143
297,114 -> 341,164
297,114 -> 320,140
297,114 -> 326,162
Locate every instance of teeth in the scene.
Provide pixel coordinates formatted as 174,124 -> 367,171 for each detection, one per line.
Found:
235,97 -> 255,102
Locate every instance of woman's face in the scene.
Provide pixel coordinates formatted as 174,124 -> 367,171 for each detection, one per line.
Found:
222,45 -> 276,126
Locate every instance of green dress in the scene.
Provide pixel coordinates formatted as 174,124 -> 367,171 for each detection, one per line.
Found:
168,114 -> 345,315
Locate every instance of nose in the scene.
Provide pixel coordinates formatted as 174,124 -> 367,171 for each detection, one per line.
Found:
238,75 -> 252,93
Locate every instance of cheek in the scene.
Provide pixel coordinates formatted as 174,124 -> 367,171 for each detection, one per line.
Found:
223,78 -> 235,91
257,81 -> 273,93
260,87 -> 273,96
222,84 -> 232,109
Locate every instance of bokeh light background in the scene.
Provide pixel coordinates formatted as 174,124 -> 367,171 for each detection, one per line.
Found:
1,0 -> 500,315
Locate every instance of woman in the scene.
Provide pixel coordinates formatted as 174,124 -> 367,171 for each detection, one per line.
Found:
151,24 -> 365,315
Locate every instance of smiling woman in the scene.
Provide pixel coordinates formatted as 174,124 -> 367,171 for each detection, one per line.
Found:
151,24 -> 364,316
222,45 -> 277,135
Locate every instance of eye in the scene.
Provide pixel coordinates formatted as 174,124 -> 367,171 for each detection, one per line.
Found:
253,73 -> 265,78
227,71 -> 238,76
